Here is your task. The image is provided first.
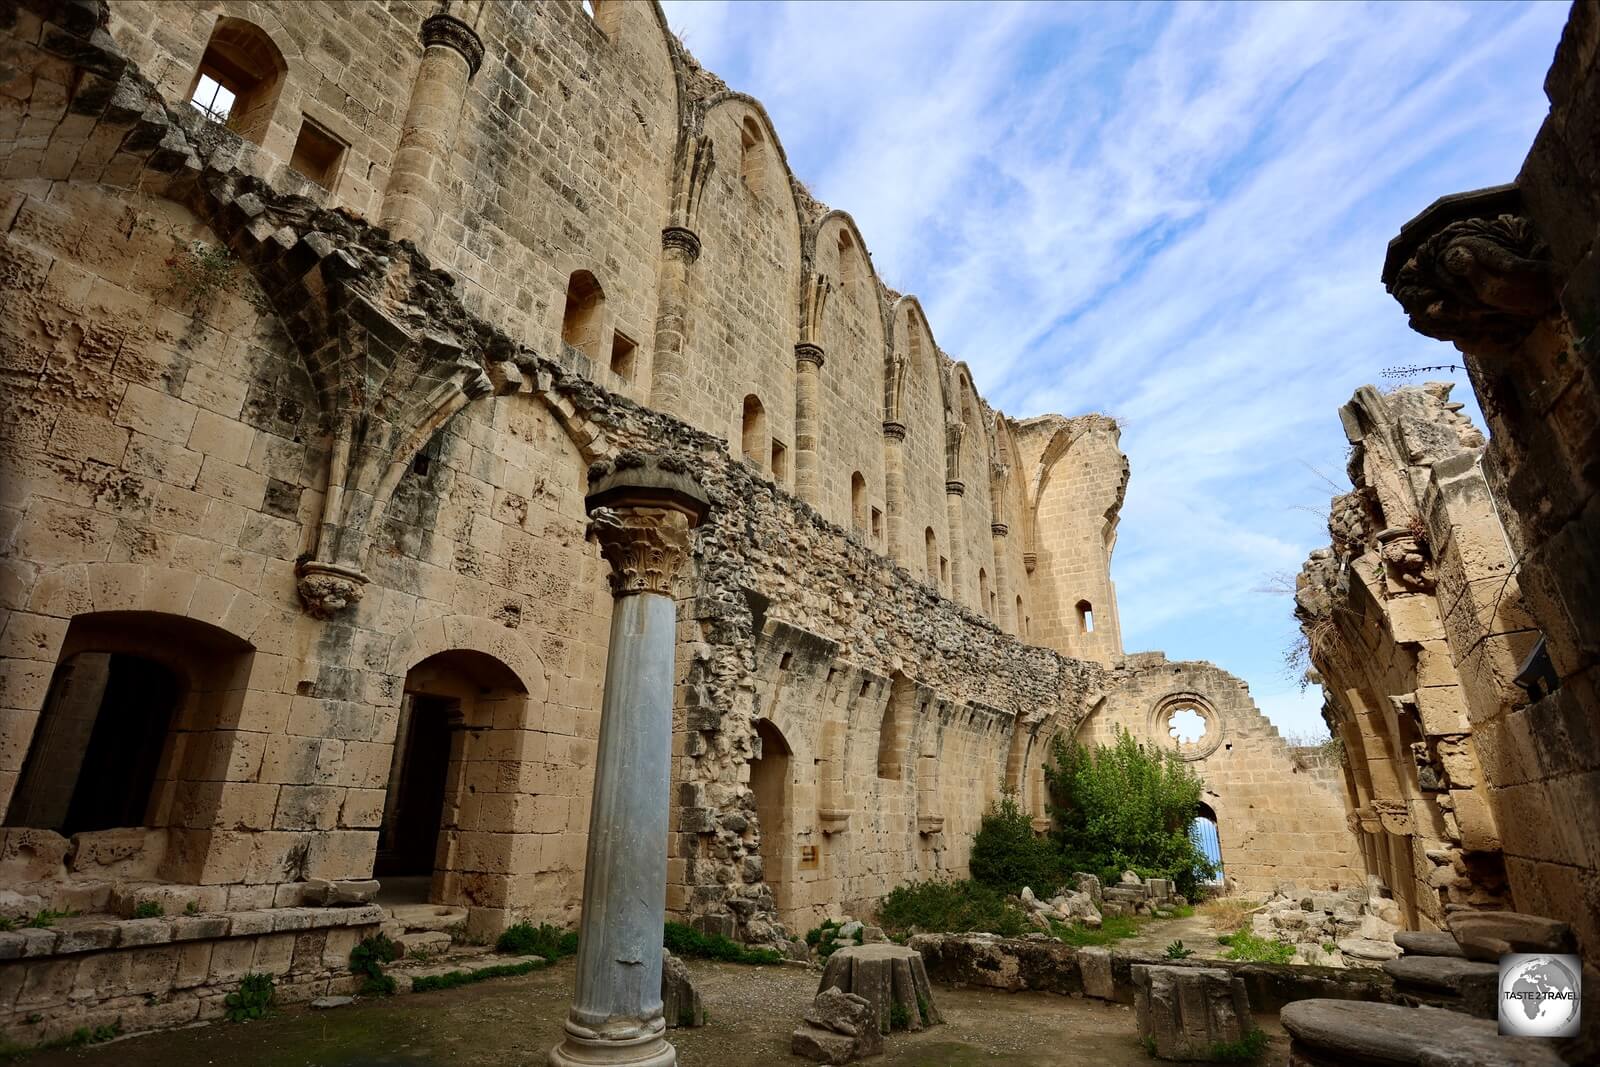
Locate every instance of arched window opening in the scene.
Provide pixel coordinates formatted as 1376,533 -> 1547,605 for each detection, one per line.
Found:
1168,707 -> 1207,744
1190,802 -> 1224,886
851,471 -> 867,534
978,568 -> 991,618
740,116 -> 767,197
924,527 -> 938,584
1077,599 -> 1095,633
5,611 -> 254,840
562,270 -> 606,360
750,719 -> 793,913
837,230 -> 858,298
187,17 -> 287,145
741,394 -> 767,470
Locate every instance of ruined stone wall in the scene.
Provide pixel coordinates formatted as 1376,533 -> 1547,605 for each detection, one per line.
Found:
1371,0 -> 1599,961
1084,656 -> 1363,897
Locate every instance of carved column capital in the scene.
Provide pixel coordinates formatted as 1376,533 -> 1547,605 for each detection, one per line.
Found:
882,420 -> 906,441
795,341 -> 825,368
1383,186 -> 1555,347
585,453 -> 710,597
421,13 -> 485,77
945,480 -> 965,497
1023,552 -> 1037,573
296,561 -> 369,618
990,522 -> 1009,537
662,225 -> 701,263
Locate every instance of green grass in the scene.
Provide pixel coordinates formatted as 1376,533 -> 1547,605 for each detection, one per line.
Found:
877,878 -> 1030,938
496,922 -> 579,960
1217,929 -> 1296,964
663,922 -> 783,965
411,959 -> 545,992
1051,913 -> 1145,946
1207,1027 -> 1269,1062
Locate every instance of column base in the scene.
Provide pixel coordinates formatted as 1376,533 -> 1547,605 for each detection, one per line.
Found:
548,1030 -> 676,1067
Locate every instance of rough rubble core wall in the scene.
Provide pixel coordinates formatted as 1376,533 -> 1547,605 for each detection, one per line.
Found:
1085,657 -> 1363,897
1363,2 -> 1599,962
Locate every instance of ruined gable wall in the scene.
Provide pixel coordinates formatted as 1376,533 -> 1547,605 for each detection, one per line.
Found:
1086,657 -> 1363,898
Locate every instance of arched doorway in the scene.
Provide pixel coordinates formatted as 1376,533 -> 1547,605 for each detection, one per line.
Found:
378,649 -> 528,905
1190,801 -> 1224,887
750,719 -> 793,916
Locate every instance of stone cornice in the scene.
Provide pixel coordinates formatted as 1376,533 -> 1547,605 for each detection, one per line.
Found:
421,13 -> 485,78
882,421 -> 906,441
990,523 -> 1008,537
795,341 -> 825,368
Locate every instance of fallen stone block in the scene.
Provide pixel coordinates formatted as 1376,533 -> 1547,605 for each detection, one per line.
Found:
791,986 -> 881,1064
1393,930 -> 1463,958
1132,964 -> 1251,1061
818,943 -> 942,1033
661,948 -> 704,1028
1445,911 -> 1576,963
1336,936 -> 1401,963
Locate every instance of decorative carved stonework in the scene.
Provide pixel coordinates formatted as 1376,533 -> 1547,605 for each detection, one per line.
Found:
1372,799 -> 1413,836
1378,527 -> 1433,593
991,522 -> 1009,537
295,562 -> 368,618
1388,213 -> 1555,347
1023,552 -> 1037,573
421,13 -> 485,77
794,341 -> 825,368
662,225 -> 701,263
882,420 -> 906,441
585,453 -> 710,597
917,813 -> 945,835
945,480 -> 965,497
818,806 -> 853,834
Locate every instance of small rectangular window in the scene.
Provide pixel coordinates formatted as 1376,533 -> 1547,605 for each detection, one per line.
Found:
609,330 -> 636,381
289,117 -> 346,189
940,557 -> 949,587
770,441 -> 788,484
870,507 -> 882,542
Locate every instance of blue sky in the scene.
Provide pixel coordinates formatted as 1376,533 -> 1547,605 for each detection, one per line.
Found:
659,0 -> 1570,740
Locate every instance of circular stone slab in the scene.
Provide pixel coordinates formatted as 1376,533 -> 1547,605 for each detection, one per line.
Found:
1280,1000 -> 1565,1065
1383,955 -> 1499,992
1394,930 -> 1465,958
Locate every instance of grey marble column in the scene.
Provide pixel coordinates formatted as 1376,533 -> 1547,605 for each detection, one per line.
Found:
550,455 -> 708,1067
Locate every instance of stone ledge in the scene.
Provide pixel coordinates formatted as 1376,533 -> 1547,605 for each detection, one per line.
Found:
0,904 -> 384,959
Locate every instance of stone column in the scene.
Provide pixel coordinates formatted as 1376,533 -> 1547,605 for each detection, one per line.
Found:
794,342 -> 825,506
944,480 -> 964,603
649,227 -> 701,416
991,522 -> 1012,632
379,12 -> 484,251
882,421 -> 907,564
550,456 -> 709,1067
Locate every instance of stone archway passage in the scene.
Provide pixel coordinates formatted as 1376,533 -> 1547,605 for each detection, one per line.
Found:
751,719 -> 794,915
1190,802 -> 1224,886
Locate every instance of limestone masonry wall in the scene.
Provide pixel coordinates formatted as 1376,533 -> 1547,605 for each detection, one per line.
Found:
0,0 -> 1365,1040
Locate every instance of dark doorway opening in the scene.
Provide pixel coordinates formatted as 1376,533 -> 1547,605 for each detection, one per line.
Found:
7,653 -> 181,835
376,695 -> 456,878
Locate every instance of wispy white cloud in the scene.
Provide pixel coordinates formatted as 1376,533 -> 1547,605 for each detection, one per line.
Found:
661,0 -> 1569,736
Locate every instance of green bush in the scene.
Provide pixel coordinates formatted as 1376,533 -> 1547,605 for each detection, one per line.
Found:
350,933 -> 401,995
496,922 -> 579,959
1046,728 -> 1215,899
876,878 -> 1029,938
224,973 -> 274,1022
1218,929 -> 1295,964
663,922 -> 782,965
968,794 -> 1064,896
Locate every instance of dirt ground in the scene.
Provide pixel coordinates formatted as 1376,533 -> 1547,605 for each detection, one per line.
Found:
19,949 -> 1291,1067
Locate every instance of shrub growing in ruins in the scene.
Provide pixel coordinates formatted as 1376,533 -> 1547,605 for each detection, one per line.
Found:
968,794 -> 1065,896
1045,728 -> 1214,899
662,922 -> 782,965
1217,929 -> 1295,965
350,933 -> 401,995
876,878 -> 1029,938
223,973 -> 274,1023
496,922 -> 578,960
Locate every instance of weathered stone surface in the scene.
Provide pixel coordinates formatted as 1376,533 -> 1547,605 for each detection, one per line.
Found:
1281,1000 -> 1565,1066
791,986 -> 881,1064
1394,930 -> 1465,958
910,933 -> 1080,996
817,943 -> 941,1034
1131,964 -> 1251,1061
1337,937 -> 1402,963
1383,955 -> 1499,993
1446,911 -> 1576,963
661,948 -> 704,1029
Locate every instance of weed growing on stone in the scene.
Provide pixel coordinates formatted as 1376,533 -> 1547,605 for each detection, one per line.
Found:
350,933 -> 401,995
888,1001 -> 910,1030
1164,940 -> 1194,959
1206,1027 -> 1269,1062
412,959 -> 545,993
877,878 -> 1029,938
164,240 -> 239,309
1217,930 -> 1295,964
805,919 -> 845,960
496,922 -> 578,959
24,909 -> 75,929
132,900 -> 164,919
184,901 -> 201,916
223,973 -> 274,1023
663,922 -> 782,965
